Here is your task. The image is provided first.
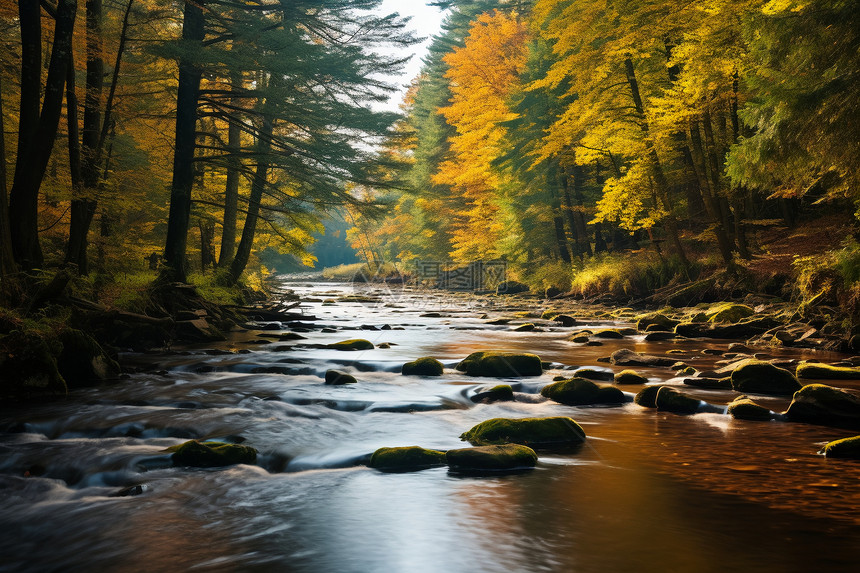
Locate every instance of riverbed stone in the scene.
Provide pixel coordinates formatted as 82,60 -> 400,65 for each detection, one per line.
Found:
644,331 -> 676,342
615,370 -> 648,385
634,385 -> 663,408
446,444 -> 538,472
369,446 -> 447,472
593,329 -> 624,339
707,303 -> 755,323
796,363 -> 860,380
170,440 -> 257,467
496,281 -> 530,295
683,377 -> 733,390
820,435 -> 860,459
325,370 -> 357,385
328,339 -> 375,351
456,351 -> 543,377
655,387 -> 701,415
610,348 -> 677,367
785,384 -> 860,429
540,378 -> 625,406
730,359 -> 801,395
471,384 -> 514,403
674,316 -> 780,339
727,395 -> 772,421
514,323 -> 536,332
402,357 -> 444,376
636,313 -> 680,332
573,368 -> 614,382
553,314 -> 577,327
460,416 -> 586,448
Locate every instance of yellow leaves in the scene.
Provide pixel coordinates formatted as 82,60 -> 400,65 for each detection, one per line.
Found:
762,0 -> 808,15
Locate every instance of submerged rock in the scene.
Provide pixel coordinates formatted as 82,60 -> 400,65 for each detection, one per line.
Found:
730,360 -> 801,396
456,351 -> 543,377
325,370 -> 357,385
820,435 -> 860,459
402,357 -> 444,376
460,416 -> 586,448
610,348 -> 677,367
328,339 -> 375,351
785,384 -> 860,429
446,444 -> 538,472
615,370 -> 648,385
540,377 -> 625,406
369,446 -> 447,472
796,363 -> 860,380
634,385 -> 663,408
727,395 -> 772,421
471,384 -> 514,403
170,440 -> 257,467
655,386 -> 701,415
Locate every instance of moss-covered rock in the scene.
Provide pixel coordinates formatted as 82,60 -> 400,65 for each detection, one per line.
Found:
553,314 -> 577,327
540,309 -> 560,319
636,313 -> 680,332
820,435 -> 860,459
456,351 -> 542,377
57,329 -> 120,388
796,363 -> 860,380
446,444 -> 538,472
0,331 -> 67,399
402,357 -> 444,376
707,303 -> 755,323
327,339 -> 374,351
727,396 -> 772,421
615,370 -> 648,385
644,331 -> 676,342
540,378 -> 625,406
785,384 -> 860,429
655,386 -> 701,415
325,370 -> 357,385
610,348 -> 677,367
573,368 -> 614,381
460,416 -> 586,448
471,384 -> 515,403
634,385 -> 663,408
369,446 -> 447,472
730,359 -> 801,396
593,328 -> 624,339
513,323 -> 536,332
170,440 -> 257,467
570,335 -> 590,343
496,281 -> 530,295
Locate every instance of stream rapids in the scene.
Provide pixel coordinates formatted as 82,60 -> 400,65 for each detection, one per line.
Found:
1,279 -> 859,572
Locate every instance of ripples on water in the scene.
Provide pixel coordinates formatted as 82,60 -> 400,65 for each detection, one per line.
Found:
1,281 -> 859,572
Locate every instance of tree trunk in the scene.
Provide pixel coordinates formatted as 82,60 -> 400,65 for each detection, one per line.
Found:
163,0 -> 206,282
0,78 -> 16,283
218,71 -> 242,266
623,58 -> 689,270
552,216 -> 572,263
199,219 -> 216,271
559,170 -> 585,258
229,115 -> 274,284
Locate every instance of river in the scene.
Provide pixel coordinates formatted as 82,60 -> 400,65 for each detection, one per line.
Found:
1,280 -> 859,572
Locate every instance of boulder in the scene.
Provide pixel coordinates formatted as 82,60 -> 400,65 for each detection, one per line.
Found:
655,386 -> 701,415
456,351 -> 543,377
573,368 -> 614,382
325,370 -> 357,385
785,384 -> 860,429
0,331 -> 66,399
730,359 -> 801,396
513,323 -> 536,332
644,331 -> 676,342
327,339 -> 374,351
460,416 -> 586,448
57,329 -> 120,387
634,385 -> 663,408
674,317 -> 780,339
402,357 -> 444,376
496,281 -> 530,295
170,440 -> 257,467
471,384 -> 514,403
593,329 -> 624,339
610,348 -> 677,367
796,363 -> 860,380
727,396 -> 772,421
615,370 -> 648,385
636,313 -> 680,332
553,315 -> 577,327
707,303 -> 755,323
820,435 -> 860,459
540,378 -> 625,406
446,444 -> 538,472
369,446 -> 447,472
683,377 -> 732,390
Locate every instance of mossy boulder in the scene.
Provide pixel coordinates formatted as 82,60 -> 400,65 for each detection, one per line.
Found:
513,323 -> 536,332
593,328 -> 624,339
655,386 -> 701,415
730,359 -> 801,396
820,435 -> 860,459
727,396 -> 772,421
573,368 -> 614,382
553,314 -> 577,327
456,351 -> 543,377
707,303 -> 755,323
796,363 -> 860,380
0,331 -> 66,399
540,309 -> 560,319
402,357 -> 444,376
369,446 -> 447,472
785,384 -> 860,429
460,416 -> 586,448
496,281 -> 530,295
328,339 -> 374,351
636,313 -> 679,332
170,440 -> 257,467
471,384 -> 514,403
325,370 -> 357,385
615,370 -> 648,385
634,385 -> 663,408
446,444 -> 538,472
540,378 -> 625,406
610,348 -> 677,367
57,329 -> 120,387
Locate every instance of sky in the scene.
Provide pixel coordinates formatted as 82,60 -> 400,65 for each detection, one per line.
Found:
375,1 -> 448,110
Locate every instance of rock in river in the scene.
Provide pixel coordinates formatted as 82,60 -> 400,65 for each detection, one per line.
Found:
615,369 -> 649,385
328,339 -> 375,351
369,446 -> 447,472
785,384 -> 860,429
170,440 -> 257,467
727,395 -> 773,421
456,351 -> 543,377
460,417 -> 586,448
402,357 -> 444,376
655,386 -> 701,415
540,378 -> 625,406
471,385 -> 515,403
325,370 -> 357,385
730,359 -> 801,396
820,435 -> 860,459
610,348 -> 677,367
446,444 -> 538,472
796,363 -> 860,380
634,385 -> 663,408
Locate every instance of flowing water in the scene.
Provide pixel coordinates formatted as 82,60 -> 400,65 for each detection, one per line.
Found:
2,280 -> 860,572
